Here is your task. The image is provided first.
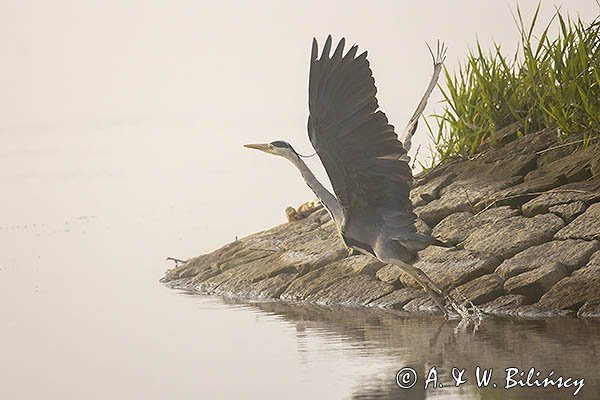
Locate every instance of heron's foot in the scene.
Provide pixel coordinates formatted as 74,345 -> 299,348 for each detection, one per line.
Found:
443,294 -> 483,320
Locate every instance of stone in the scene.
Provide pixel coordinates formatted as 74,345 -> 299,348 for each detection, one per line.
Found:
491,127 -> 558,156
495,239 -> 600,279
515,304 -> 575,318
462,214 -> 564,260
592,250 -> 600,265
477,175 -> 567,210
280,257 -> 370,301
375,264 -> 405,286
307,274 -> 396,306
577,301 -> 600,318
525,143 -> 598,183
493,152 -> 537,178
400,247 -> 501,290
403,295 -> 442,314
410,173 -> 456,207
415,217 -> 432,236
348,255 -> 385,275
554,203 -> 600,240
521,178 -> 600,216
367,288 -> 424,309
486,153 -> 538,180
431,212 -> 473,244
535,133 -> 588,167
451,274 -> 504,305
479,122 -> 521,150
161,213 -> 349,296
276,254 -> 396,306
447,158 -> 528,183
197,225 -> 347,295
433,206 -> 519,245
416,178 -> 518,226
548,201 -> 588,223
234,272 -> 299,299
163,239 -> 269,283
480,294 -> 530,315
592,150 -> 600,176
539,256 -> 600,310
504,262 -> 569,301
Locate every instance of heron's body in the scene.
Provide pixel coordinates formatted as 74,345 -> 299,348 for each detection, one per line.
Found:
245,36 -> 460,316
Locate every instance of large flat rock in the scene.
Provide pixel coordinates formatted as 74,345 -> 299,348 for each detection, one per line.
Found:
554,203 -> 600,240
400,247 -> 500,290
450,274 -> 504,305
305,274 -> 396,306
433,206 -> 519,244
162,210 -> 350,299
495,239 -> 600,279
196,221 -> 347,295
367,288 -> 424,309
279,255 -> 394,306
477,175 -> 567,210
416,179 -> 517,226
403,295 -> 441,314
462,214 -> 564,260
504,262 -> 569,302
539,251 -> 600,310
410,173 -> 456,207
521,179 -> 600,217
375,264 -> 405,286
525,143 -> 599,183
549,201 -> 588,223
480,294 -> 530,316
515,304 -> 575,318
225,272 -> 299,299
578,301 -> 600,318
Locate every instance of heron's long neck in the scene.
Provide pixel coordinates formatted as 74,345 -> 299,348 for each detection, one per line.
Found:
288,155 -> 343,225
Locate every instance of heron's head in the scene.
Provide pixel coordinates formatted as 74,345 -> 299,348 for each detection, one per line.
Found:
243,140 -> 298,159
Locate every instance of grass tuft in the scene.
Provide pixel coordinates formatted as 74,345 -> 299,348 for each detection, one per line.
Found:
428,5 -> 600,166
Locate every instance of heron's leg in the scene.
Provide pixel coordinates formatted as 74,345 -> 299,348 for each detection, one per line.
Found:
407,265 -> 446,296
395,262 -> 476,319
399,262 -> 448,316
377,256 -> 449,316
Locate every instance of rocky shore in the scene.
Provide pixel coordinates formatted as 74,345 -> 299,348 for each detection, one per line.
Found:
162,127 -> 600,318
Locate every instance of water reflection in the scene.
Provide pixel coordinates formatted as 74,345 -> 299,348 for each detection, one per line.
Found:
194,295 -> 599,399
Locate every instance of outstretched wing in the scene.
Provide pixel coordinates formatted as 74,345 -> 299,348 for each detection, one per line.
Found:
307,36 -> 412,229
399,41 -> 447,159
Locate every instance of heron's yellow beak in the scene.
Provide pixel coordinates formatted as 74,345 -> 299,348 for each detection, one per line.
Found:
243,143 -> 272,153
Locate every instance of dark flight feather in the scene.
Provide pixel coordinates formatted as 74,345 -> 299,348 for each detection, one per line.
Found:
307,36 -> 414,236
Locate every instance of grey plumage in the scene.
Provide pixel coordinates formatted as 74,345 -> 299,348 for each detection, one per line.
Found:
245,36 -> 461,317
307,36 -> 448,262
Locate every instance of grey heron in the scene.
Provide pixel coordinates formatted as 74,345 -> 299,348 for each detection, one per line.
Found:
245,36 -> 460,316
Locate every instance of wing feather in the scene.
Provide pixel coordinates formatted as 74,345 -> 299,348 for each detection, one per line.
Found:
307,36 -> 413,230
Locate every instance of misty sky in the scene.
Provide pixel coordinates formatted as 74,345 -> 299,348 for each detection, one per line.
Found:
2,1 -> 599,242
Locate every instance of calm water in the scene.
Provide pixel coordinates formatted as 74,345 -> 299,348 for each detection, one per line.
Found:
2,123 -> 599,399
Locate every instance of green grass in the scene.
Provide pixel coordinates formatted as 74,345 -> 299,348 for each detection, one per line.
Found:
428,5 -> 600,166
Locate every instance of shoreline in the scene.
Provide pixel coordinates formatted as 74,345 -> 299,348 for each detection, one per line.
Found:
162,128 -> 600,318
